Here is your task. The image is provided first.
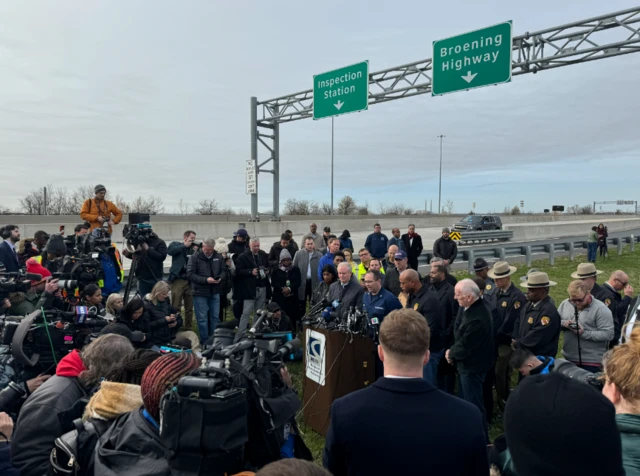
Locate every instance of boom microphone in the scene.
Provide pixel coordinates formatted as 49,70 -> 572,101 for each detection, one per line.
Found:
277,338 -> 301,359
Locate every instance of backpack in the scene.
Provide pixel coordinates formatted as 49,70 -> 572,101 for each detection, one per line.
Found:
51,418 -> 109,476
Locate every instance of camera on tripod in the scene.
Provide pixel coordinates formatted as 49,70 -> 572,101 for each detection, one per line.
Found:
0,271 -> 41,301
123,212 -> 153,249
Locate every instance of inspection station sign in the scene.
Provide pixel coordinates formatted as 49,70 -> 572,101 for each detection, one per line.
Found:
432,21 -> 512,96
313,61 -> 369,120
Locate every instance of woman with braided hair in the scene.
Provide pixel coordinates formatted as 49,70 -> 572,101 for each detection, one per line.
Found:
51,349 -> 162,476
94,352 -> 200,476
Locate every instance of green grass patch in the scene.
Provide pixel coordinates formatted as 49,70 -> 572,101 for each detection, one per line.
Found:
291,246 -> 640,462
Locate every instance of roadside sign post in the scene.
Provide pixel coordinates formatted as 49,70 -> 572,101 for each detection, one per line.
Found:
432,21 -> 513,96
313,61 -> 369,120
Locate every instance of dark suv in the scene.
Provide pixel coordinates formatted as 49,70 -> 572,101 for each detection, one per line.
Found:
453,215 -> 502,232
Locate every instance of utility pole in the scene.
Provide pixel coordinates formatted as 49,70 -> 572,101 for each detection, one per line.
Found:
43,187 -> 47,215
330,117 -> 334,214
437,135 -> 445,214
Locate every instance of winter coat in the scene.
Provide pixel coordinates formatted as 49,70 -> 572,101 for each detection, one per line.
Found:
292,249 -> 322,300
52,381 -> 144,476
271,266 -> 302,320
328,276 -> 365,321
167,241 -> 196,281
0,442 -> 18,476
12,351 -> 88,476
449,298 -> 494,375
94,408 -> 170,476
339,237 -> 353,251
80,198 -> 123,234
618,413 -> 640,476
597,227 -> 609,246
234,249 -> 270,301
228,238 -> 249,259
364,232 -> 389,259
186,250 -> 228,297
144,297 -> 183,345
433,236 -> 458,263
312,281 -> 332,306
406,285 -> 444,352
301,232 -> 325,254
388,236 -> 406,251
268,241 -> 298,269
132,234 -> 167,282
112,315 -> 154,348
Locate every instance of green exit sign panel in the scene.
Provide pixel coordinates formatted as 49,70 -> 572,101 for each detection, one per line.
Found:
432,21 -> 512,96
313,61 -> 369,120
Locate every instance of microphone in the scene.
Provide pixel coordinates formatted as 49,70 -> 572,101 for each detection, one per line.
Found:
250,310 -> 269,333
277,338 -> 301,359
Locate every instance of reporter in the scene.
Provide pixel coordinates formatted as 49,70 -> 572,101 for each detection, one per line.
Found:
104,293 -> 123,321
94,352 -> 200,475
311,264 -> 337,306
81,283 -> 105,315
11,334 -> 134,476
144,281 -> 200,351
603,327 -> 640,475
110,299 -> 152,347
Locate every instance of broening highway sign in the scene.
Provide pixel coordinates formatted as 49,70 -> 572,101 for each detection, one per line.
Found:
432,21 -> 513,96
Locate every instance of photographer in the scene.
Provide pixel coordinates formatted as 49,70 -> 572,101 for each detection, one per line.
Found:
11,334 -> 134,476
167,230 -> 197,330
122,226 -> 167,298
6,259 -> 64,317
0,346 -> 51,417
144,281 -> 200,351
63,224 -> 89,255
79,184 -> 123,235
266,302 -> 293,333
187,237 -> 231,344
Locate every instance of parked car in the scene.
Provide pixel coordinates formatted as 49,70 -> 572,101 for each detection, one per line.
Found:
453,215 -> 502,231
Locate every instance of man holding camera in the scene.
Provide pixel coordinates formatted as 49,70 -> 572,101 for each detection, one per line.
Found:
5,259 -> 64,316
235,238 -> 270,341
187,237 -> 231,343
63,224 -> 89,256
122,227 -> 167,298
80,184 -> 123,235
168,230 -> 198,329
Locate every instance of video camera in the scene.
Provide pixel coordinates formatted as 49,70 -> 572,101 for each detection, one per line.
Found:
158,310 -> 305,474
1,306 -> 107,370
0,271 -> 42,301
122,212 -> 153,249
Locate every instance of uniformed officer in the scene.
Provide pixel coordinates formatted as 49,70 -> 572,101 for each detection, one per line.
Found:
488,261 -> 525,408
571,262 -> 606,303
363,270 -> 402,324
513,272 -> 561,358
473,258 -> 496,300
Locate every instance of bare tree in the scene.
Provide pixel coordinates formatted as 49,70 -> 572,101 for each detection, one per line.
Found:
113,195 -> 131,214
195,199 -> 219,215
319,202 -> 333,215
0,205 -> 14,215
176,199 -> 191,215
378,203 -> 415,215
442,200 -> 455,215
566,204 -> 594,215
337,196 -> 358,215
357,201 -> 370,216
283,198 -> 317,215
128,196 -> 164,215
511,206 -> 521,215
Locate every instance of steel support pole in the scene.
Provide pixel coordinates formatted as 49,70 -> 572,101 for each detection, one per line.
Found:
272,107 -> 280,221
250,97 -> 258,221
331,117 -> 334,214
437,135 -> 445,214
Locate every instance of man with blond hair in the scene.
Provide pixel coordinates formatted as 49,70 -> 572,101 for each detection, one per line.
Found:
323,308 -> 488,476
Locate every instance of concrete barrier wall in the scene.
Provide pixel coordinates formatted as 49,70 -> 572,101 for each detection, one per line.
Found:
2,213 -> 635,242
505,218 -> 640,241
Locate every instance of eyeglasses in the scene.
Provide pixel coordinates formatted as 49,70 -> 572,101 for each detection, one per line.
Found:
569,295 -> 587,304
615,278 -> 629,287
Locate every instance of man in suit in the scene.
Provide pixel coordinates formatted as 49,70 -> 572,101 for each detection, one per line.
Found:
323,308 -> 489,476
328,262 -> 364,321
292,237 -> 323,316
401,224 -> 423,271
0,225 -> 21,273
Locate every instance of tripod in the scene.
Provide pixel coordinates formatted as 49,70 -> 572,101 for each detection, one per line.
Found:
123,254 -> 139,304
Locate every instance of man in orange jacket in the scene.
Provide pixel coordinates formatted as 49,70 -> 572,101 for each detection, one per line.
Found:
80,184 -> 123,235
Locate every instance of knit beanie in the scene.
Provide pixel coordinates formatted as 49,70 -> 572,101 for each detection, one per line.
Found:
504,372 -> 623,476
45,234 -> 67,256
94,184 -> 107,194
279,248 -> 292,261
25,257 -> 52,283
140,352 -> 200,420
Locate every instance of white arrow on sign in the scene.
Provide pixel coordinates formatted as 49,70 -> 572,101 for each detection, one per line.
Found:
461,71 -> 478,83
334,100 -> 344,110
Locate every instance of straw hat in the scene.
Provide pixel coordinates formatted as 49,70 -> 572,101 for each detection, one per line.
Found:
520,271 -> 557,288
487,261 -> 517,279
570,262 -> 603,279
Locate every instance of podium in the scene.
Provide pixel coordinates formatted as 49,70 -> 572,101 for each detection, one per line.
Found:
301,326 -> 377,436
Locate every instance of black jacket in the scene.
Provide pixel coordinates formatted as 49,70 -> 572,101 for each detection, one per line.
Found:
433,237 -> 458,263
267,241 -> 298,269
493,282 -> 527,346
94,408 -> 170,476
271,266 -> 302,319
597,282 -> 631,344
311,281 -> 332,306
428,279 -> 459,348
133,234 -> 167,282
228,238 -> 249,259
383,266 -> 401,296
166,241 -> 196,281
144,298 -> 182,345
514,295 -> 561,357
449,298 -> 494,375
112,315 -> 153,348
11,375 -> 88,476
406,285 -> 444,352
401,233 -> 423,263
186,250 -> 228,297
0,443 -> 18,476
234,249 -> 270,301
323,377 -> 488,476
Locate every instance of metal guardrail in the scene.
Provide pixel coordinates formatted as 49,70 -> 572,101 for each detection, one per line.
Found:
455,230 -> 514,245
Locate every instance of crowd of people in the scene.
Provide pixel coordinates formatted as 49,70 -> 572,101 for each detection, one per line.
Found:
1,185 -> 639,475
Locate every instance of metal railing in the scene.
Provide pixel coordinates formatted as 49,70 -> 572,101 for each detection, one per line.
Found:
455,230 -> 514,245
416,234 -> 639,273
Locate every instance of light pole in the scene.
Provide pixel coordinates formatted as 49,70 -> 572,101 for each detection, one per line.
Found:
437,134 -> 445,214
330,117 -> 334,214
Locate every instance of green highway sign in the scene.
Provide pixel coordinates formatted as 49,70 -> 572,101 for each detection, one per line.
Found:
432,21 -> 512,96
313,61 -> 369,120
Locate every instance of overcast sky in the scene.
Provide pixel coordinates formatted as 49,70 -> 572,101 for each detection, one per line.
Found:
1,1 -> 638,215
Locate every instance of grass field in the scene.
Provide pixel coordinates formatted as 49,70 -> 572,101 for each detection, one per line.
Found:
289,246 -> 640,463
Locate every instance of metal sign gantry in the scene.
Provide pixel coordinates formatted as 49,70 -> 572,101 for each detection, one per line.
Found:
250,7 -> 640,221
